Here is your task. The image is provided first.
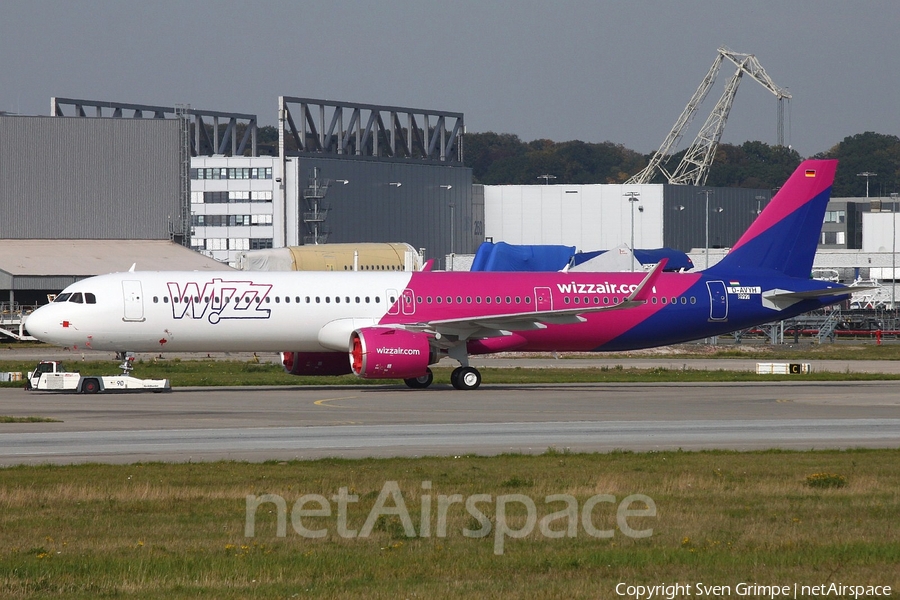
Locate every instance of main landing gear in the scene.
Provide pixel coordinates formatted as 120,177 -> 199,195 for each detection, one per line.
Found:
402,365 -> 482,390
450,366 -> 481,390
401,344 -> 482,390
403,368 -> 434,389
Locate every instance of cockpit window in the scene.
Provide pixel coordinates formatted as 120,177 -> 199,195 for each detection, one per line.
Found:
54,293 -> 71,303
69,293 -> 84,304
85,293 -> 96,304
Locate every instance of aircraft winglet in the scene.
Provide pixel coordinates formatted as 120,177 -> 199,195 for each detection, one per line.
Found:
625,259 -> 668,304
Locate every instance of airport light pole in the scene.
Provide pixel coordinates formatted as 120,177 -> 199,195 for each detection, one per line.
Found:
449,202 -> 455,255
755,195 -> 766,215
537,174 -> 556,185
624,192 -> 640,271
892,193 -> 899,309
857,171 -> 877,198
699,190 -> 713,268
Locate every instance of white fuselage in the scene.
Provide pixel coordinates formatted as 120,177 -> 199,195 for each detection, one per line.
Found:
26,271 -> 416,353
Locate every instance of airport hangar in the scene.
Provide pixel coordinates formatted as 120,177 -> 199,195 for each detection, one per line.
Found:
1,95 -> 897,320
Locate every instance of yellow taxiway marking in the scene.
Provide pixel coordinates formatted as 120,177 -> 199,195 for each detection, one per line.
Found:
776,399 -> 793,403
313,396 -> 358,407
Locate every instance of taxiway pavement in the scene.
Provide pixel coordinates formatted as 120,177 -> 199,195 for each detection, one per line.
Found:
1,380 -> 898,464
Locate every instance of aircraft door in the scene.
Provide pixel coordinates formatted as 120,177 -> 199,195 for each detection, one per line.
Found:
122,280 -> 145,322
401,289 -> 416,315
706,280 -> 728,321
534,287 -> 553,311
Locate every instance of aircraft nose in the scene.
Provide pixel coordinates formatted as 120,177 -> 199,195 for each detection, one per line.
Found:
24,305 -> 57,341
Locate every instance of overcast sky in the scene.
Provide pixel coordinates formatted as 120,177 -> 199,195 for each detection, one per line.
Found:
2,1 -> 896,157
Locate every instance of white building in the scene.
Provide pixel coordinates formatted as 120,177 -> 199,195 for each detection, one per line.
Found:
484,184 -> 665,251
190,156 -> 278,265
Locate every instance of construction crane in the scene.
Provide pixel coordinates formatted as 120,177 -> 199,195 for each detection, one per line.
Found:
627,46 -> 791,186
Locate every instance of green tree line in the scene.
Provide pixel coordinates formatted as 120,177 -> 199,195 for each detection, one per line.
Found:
464,131 -> 900,198
256,123 -> 899,197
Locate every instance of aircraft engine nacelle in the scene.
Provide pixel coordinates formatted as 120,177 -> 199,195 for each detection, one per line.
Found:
349,327 -> 432,380
281,351 -> 352,376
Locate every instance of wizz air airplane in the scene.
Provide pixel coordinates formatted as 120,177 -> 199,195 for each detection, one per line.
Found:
26,160 -> 852,390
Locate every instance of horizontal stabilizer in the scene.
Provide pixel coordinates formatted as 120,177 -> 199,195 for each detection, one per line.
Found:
762,286 -> 857,311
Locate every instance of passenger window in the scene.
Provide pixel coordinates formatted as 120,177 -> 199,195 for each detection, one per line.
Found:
163,297 -> 169,304
153,296 -> 159,303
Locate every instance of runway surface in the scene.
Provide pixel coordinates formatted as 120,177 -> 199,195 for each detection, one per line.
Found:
1,379 -> 899,464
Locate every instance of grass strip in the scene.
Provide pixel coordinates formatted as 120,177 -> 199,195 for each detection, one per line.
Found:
0,416 -> 60,423
0,449 -> 897,599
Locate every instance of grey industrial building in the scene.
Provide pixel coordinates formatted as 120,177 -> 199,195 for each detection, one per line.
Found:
0,97 -> 477,322
0,115 -> 184,241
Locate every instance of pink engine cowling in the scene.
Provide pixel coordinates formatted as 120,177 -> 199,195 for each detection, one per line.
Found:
349,327 -> 432,379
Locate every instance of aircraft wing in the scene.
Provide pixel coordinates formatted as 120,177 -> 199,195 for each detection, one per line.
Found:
405,260 -> 667,341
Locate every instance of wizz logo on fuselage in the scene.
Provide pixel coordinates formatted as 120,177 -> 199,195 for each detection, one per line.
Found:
167,279 -> 273,323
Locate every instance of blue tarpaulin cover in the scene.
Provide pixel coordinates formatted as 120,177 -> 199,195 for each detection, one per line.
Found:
470,242 -> 576,272
471,242 -> 693,272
